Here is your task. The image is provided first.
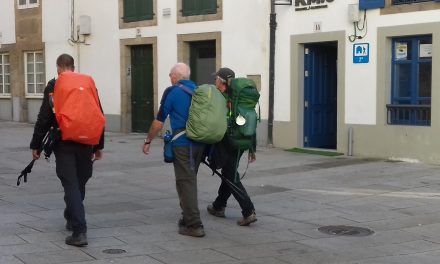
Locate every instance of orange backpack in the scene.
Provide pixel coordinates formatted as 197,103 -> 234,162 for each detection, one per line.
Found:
53,72 -> 105,145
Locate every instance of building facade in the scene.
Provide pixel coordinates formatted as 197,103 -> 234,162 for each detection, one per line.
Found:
1,0 -> 440,163
273,0 -> 440,163
0,0 -> 269,144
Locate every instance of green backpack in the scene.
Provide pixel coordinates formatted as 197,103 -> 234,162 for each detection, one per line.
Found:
182,84 -> 228,144
227,78 -> 260,152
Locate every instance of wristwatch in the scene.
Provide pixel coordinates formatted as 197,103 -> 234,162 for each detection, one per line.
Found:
144,139 -> 151,145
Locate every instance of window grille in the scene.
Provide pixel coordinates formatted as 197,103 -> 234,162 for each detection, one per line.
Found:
392,0 -> 432,5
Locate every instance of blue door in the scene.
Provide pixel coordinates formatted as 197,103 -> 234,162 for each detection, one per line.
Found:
304,43 -> 337,149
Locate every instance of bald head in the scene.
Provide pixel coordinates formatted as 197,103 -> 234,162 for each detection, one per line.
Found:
169,63 -> 190,84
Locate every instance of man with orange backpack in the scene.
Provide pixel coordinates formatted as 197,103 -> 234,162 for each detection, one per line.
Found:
30,54 -> 105,247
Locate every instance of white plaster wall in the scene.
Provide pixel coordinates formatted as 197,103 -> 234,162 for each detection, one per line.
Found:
43,0 -> 121,115
75,0 -> 120,115
345,9 -> 380,125
134,0 -> 270,119
42,0 -> 73,80
0,0 -> 16,44
157,0 -> 179,95
222,0 -> 270,119
275,1 -> 440,125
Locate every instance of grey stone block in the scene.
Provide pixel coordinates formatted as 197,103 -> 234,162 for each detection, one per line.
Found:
15,250 -> 93,264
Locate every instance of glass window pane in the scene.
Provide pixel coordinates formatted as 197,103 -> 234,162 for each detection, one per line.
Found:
27,53 -> 34,63
395,41 -> 412,61
36,73 -> 44,84
395,64 -> 411,98
419,63 -> 432,98
27,63 -> 34,73
35,53 -> 43,62
19,0 -> 27,5
28,83 -> 34,94
4,74 -> 9,84
37,83 -> 44,94
0,83 -> 3,93
5,84 -> 10,94
36,62 -> 44,73
30,0 -> 38,4
0,75 -> 3,84
419,38 -> 432,59
4,55 -> 9,64
4,65 -> 10,74
27,74 -> 34,84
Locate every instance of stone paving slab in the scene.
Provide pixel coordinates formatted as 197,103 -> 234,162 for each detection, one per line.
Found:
15,250 -> 94,264
3,121 -> 440,263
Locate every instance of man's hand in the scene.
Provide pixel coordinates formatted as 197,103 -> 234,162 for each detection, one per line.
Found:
32,149 -> 40,160
248,152 -> 256,163
142,143 -> 151,155
92,149 -> 103,161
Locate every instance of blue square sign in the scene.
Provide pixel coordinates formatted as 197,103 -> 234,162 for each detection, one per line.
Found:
353,43 -> 369,64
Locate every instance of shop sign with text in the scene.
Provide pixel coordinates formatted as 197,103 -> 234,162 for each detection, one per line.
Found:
295,0 -> 334,11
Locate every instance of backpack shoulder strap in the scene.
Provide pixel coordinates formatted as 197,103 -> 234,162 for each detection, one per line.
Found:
177,84 -> 194,96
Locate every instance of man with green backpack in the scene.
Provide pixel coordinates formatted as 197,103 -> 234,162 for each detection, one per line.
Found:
207,67 -> 258,226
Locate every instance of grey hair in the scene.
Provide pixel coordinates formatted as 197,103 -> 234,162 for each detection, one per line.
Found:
170,62 -> 191,80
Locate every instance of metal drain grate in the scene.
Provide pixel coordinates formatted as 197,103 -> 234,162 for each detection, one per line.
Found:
102,249 -> 127,254
318,225 -> 374,237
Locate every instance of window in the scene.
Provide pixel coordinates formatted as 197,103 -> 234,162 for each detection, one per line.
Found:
18,0 -> 39,9
123,0 -> 153,22
392,0 -> 433,4
182,0 -> 217,16
387,35 -> 432,126
25,52 -> 45,96
0,54 -> 10,95
382,0 -> 440,14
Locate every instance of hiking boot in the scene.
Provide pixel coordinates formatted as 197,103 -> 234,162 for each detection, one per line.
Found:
207,204 -> 225,218
65,233 -> 88,247
178,224 -> 205,237
237,212 -> 257,226
178,217 -> 185,227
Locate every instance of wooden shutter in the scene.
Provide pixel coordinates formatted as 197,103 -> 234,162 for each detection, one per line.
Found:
124,0 -> 153,22
183,0 -> 217,16
200,0 -> 217,14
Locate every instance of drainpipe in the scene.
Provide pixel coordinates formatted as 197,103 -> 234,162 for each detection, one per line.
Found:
69,0 -> 81,72
268,0 -> 277,147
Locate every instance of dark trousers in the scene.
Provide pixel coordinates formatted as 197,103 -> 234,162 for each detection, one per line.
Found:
212,140 -> 255,218
173,143 -> 205,227
54,141 -> 93,234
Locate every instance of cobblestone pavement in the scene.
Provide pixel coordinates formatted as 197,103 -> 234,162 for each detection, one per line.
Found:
2,121 -> 440,264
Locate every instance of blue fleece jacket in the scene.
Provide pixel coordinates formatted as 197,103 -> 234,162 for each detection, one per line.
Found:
156,79 -> 198,147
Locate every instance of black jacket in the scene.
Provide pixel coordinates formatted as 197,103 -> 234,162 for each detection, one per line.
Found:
29,78 -> 105,151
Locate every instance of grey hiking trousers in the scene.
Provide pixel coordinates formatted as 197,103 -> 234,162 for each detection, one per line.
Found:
173,143 -> 205,227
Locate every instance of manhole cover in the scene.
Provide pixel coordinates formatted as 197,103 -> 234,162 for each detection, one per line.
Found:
318,225 -> 374,237
102,249 -> 127,254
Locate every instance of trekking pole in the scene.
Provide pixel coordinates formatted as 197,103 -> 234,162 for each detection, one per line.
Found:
17,159 -> 37,186
202,160 -> 248,201
17,130 -> 52,186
